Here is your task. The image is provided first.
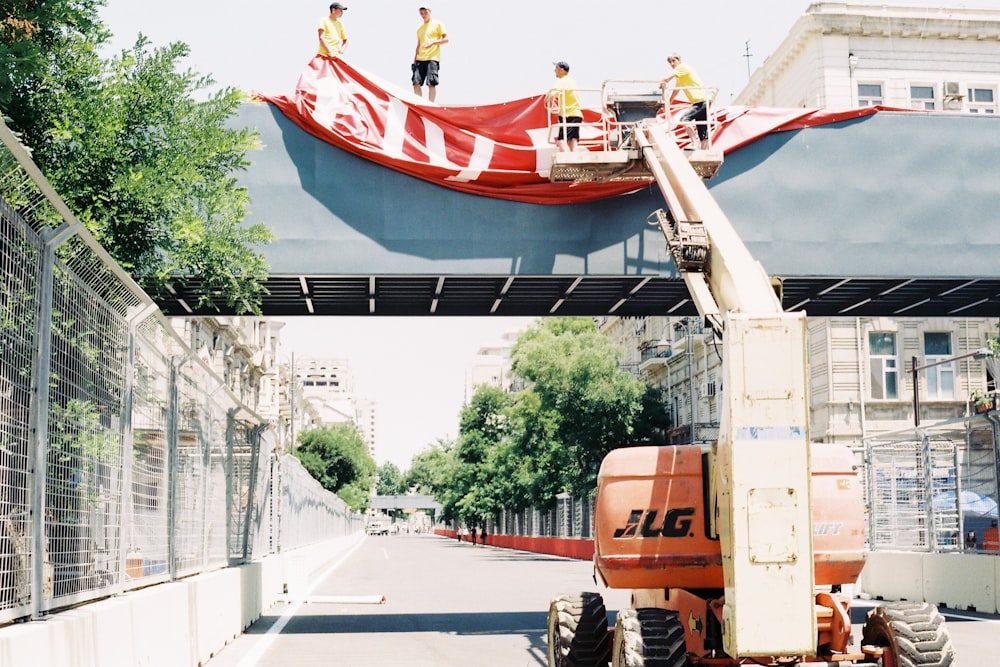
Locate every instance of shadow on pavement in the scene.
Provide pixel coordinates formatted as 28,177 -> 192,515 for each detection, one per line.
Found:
246,610 -> 548,635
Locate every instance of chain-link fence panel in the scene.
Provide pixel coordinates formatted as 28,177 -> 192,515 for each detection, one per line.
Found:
277,455 -> 360,551
0,194 -> 43,623
42,251 -> 134,610
865,420 -> 999,554
0,119 -> 362,625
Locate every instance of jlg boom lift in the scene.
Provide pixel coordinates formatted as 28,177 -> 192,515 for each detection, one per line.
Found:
544,83 -> 955,667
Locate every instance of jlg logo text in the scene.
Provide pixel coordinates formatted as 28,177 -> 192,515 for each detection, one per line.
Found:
613,508 -> 696,538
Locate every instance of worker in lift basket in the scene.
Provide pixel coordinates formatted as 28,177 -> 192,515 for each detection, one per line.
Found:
660,53 -> 709,150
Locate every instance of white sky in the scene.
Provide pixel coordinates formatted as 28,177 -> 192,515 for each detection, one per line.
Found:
98,0 -> 997,469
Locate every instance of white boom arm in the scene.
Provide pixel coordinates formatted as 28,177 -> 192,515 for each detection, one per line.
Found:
638,120 -> 817,658
548,90 -> 818,657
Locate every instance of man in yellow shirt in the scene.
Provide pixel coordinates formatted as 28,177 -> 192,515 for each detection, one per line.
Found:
317,3 -> 348,59
660,53 -> 708,149
412,7 -> 448,102
545,61 -> 582,152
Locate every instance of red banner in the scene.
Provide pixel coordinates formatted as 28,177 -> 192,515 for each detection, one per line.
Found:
259,57 -> 904,205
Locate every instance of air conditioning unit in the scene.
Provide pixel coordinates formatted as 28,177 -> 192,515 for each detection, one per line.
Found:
943,81 -> 964,110
700,381 -> 717,398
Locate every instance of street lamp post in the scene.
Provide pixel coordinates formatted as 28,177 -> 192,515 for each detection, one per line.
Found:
911,347 -> 993,427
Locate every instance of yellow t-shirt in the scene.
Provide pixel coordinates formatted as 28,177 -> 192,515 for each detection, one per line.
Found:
416,20 -> 447,62
551,76 -> 582,118
672,63 -> 705,104
318,16 -> 347,57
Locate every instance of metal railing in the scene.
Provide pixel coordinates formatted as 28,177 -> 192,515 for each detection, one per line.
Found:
0,119 -> 361,625
864,415 -> 1000,553
487,495 -> 594,541
545,81 -> 721,152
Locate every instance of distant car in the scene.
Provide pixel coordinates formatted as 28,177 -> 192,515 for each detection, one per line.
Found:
367,521 -> 388,536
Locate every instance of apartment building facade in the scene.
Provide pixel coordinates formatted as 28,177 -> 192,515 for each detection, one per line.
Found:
736,3 -> 1000,112
604,3 -> 1000,449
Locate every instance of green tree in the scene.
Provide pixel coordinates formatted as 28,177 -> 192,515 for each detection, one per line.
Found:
451,386 -> 511,527
401,319 -> 668,519
509,317 -> 649,499
2,11 -> 272,311
403,439 -> 457,524
0,1 -> 105,109
404,439 -> 455,494
294,423 -> 376,512
376,461 -> 406,496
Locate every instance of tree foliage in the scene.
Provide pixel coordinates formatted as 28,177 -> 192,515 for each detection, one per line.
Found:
406,317 -> 669,525
508,317 -> 650,498
404,439 -> 455,495
294,423 -> 376,512
1,5 -> 272,311
376,461 -> 406,496
0,1 -> 105,109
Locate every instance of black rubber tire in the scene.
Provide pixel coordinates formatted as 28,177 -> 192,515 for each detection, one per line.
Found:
861,601 -> 955,667
546,592 -> 611,667
612,608 -> 688,667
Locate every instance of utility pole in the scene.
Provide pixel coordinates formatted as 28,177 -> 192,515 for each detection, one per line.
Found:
743,40 -> 753,80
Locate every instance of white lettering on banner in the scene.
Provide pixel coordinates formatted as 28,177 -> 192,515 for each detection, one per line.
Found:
422,118 -> 453,169
314,79 -> 390,142
312,69 -> 502,181
447,134 -> 494,183
382,97 -> 410,160
312,75 -> 350,128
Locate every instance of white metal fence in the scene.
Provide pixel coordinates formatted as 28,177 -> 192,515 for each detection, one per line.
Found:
0,120 -> 361,626
865,417 -> 1000,553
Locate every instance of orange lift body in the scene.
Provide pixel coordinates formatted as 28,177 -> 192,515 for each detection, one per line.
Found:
593,443 -> 867,660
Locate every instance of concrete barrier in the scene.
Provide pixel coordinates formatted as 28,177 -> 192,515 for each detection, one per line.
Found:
858,550 -> 1000,614
436,529 -> 595,559
0,532 -> 365,667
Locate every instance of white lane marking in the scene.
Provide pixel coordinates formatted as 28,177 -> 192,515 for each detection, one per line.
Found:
235,537 -> 367,667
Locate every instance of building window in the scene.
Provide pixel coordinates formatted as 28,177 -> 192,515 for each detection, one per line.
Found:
968,87 -> 996,114
869,332 -> 898,399
857,83 -> 883,106
923,332 -> 954,399
910,85 -> 936,110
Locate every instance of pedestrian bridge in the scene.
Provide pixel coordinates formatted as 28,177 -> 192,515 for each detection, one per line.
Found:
156,101 -> 1000,318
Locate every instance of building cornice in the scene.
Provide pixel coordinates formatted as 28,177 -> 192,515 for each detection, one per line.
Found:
739,3 -> 1000,105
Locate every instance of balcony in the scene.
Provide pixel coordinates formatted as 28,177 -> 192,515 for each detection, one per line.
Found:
639,345 -> 672,372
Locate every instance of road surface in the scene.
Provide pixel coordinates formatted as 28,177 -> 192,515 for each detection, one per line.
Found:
207,532 -> 997,666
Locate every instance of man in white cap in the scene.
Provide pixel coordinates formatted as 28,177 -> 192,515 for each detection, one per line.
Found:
545,61 -> 582,152
318,2 -> 348,59
412,7 -> 448,102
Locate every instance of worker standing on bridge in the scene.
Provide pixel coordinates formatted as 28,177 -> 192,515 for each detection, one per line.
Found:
545,61 -> 582,152
660,53 -> 708,150
412,7 -> 448,102
317,3 -> 348,60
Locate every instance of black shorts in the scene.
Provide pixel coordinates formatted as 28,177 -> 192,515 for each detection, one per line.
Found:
681,102 -> 708,140
412,60 -> 440,86
557,116 -> 582,141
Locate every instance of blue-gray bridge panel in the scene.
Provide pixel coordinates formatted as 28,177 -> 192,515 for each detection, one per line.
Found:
153,104 -> 1000,317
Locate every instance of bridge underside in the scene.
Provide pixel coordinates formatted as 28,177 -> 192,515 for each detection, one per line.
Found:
155,105 -> 1000,318
164,274 -> 1000,318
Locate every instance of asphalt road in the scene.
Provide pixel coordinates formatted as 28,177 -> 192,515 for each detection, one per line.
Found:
207,533 -> 997,666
